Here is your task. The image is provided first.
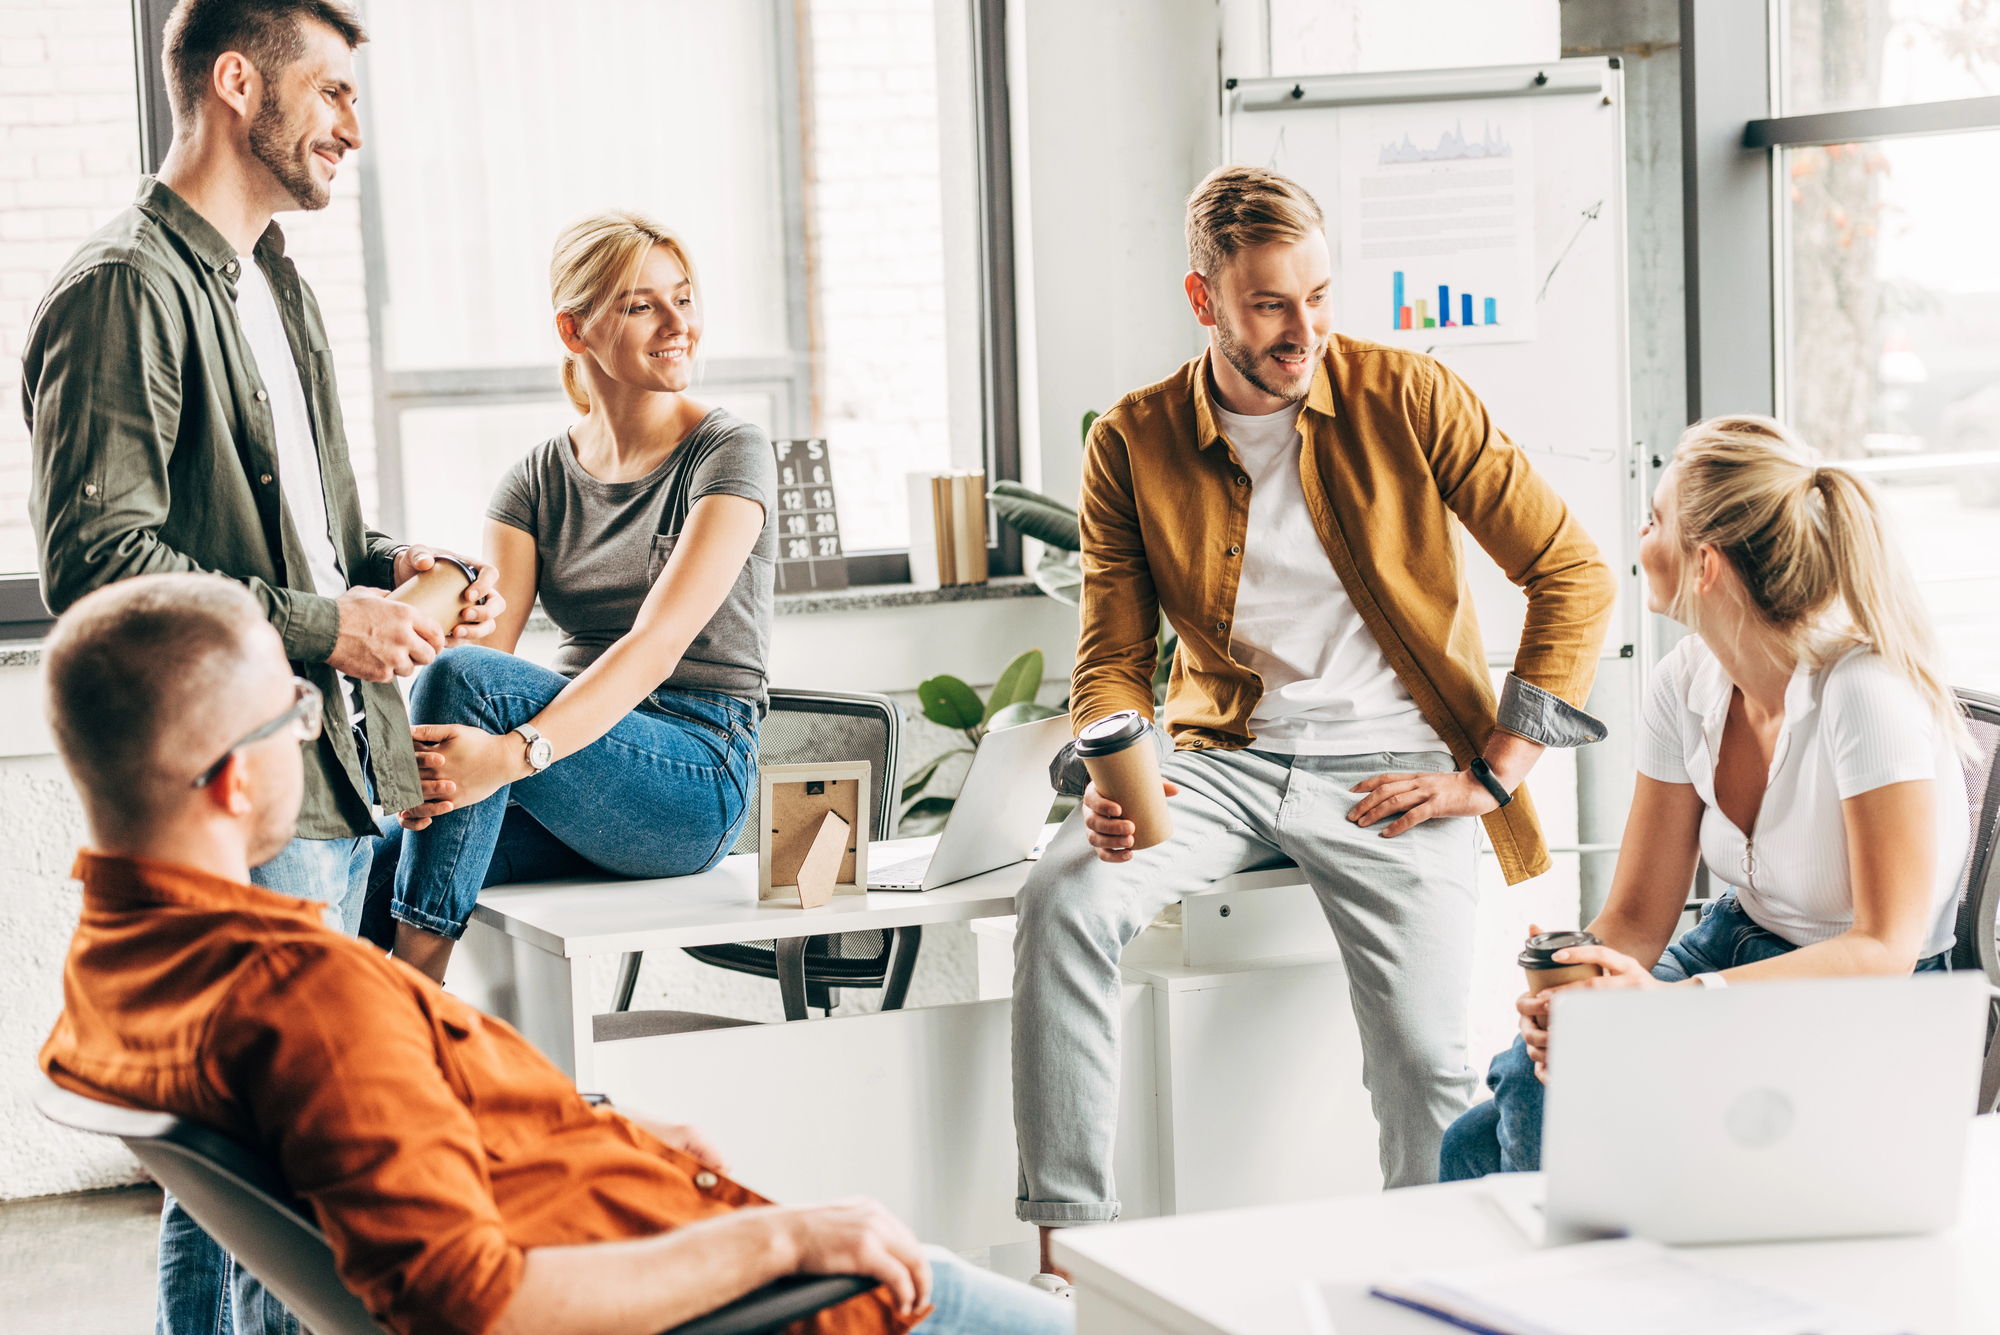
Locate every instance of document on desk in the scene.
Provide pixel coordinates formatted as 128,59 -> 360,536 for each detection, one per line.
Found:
1344,1237 -> 1902,1335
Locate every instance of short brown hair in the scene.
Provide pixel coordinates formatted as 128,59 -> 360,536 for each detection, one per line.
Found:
162,0 -> 367,129
44,575 -> 266,820
1184,165 -> 1324,277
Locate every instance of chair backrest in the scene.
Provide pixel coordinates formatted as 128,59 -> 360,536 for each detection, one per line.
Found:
731,688 -> 901,854
1951,688 -> 2000,980
32,1076 -> 383,1335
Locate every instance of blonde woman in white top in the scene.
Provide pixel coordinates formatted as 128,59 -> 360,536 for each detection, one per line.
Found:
1441,414 -> 1972,1178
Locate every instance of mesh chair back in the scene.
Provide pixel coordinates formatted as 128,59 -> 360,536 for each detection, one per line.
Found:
731,689 -> 900,853
32,1077 -> 382,1335
1951,689 -> 2000,979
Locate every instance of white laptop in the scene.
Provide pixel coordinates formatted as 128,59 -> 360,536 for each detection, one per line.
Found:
1543,972 -> 1990,1246
869,712 -> 1070,890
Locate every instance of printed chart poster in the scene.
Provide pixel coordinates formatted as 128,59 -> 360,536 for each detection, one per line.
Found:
1338,98 -> 1536,347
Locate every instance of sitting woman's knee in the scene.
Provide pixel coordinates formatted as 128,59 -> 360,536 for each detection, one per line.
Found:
408,645 -> 511,726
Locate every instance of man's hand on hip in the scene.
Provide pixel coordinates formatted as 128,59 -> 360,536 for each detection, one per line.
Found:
393,544 -> 505,643
328,587 -> 446,681
1081,780 -> 1180,863
1348,769 -> 1498,837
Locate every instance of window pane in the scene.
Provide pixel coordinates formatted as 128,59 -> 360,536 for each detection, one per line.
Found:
365,1 -> 791,371
0,0 -> 141,576
1784,128 -> 2000,691
1784,0 -> 2000,116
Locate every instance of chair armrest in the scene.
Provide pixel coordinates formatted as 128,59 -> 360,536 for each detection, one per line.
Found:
661,1275 -> 878,1335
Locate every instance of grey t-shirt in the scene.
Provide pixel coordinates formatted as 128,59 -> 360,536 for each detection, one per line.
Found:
488,408 -> 777,707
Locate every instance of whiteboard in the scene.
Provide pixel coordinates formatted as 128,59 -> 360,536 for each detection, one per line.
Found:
1225,59 -> 1640,668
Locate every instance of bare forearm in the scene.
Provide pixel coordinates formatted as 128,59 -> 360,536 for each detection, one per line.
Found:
1719,929 -> 1921,982
529,622 -> 698,759
1480,728 -> 1545,790
490,1210 -> 792,1335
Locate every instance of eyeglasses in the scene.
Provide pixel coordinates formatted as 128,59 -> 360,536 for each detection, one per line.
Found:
191,677 -> 324,789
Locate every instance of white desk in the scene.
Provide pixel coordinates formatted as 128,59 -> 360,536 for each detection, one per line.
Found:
1055,1114 -> 2000,1335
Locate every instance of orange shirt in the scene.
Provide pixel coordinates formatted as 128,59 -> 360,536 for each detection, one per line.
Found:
39,852 -> 914,1335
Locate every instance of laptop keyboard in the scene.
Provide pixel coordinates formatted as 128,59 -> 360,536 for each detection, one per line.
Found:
869,853 -> 932,889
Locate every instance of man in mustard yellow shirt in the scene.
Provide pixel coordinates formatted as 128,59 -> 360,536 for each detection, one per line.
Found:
1014,167 -> 1616,1280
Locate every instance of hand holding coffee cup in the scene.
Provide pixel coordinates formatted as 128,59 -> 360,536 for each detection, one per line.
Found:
1077,711 -> 1174,859
388,555 -> 482,633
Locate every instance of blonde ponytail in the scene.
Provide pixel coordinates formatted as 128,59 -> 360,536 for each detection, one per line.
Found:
1666,416 -> 1972,755
548,209 -> 698,415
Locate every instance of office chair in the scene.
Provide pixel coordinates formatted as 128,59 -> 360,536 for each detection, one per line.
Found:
1949,688 -> 2000,1113
32,1076 -> 874,1335
611,688 -> 920,1024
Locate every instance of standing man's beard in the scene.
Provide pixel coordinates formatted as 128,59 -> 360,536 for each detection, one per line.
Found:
1213,309 -> 1316,404
248,87 -> 336,211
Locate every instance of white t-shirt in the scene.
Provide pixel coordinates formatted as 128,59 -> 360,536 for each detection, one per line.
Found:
235,259 -> 361,721
1216,401 -> 1445,755
1638,636 -> 1969,958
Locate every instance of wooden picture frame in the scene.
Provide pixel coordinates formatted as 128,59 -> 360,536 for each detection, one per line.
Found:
758,761 -> 871,904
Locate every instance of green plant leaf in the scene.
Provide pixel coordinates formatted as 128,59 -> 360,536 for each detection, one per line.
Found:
987,700 -> 1063,732
987,482 -> 1080,551
898,795 -> 959,837
1033,547 -> 1082,606
917,674 -> 985,731
983,648 -> 1045,725
1080,409 -> 1100,446
899,748 -> 970,804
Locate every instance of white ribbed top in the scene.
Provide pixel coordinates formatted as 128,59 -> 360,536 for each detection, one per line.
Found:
1638,637 -> 1969,957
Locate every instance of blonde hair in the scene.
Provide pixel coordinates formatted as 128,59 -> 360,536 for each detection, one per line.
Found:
549,209 -> 697,414
1664,415 -> 1971,753
1184,165 -> 1324,278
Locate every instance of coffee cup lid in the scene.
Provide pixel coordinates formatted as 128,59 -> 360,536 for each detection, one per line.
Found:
1075,710 -> 1150,757
1518,930 -> 1602,968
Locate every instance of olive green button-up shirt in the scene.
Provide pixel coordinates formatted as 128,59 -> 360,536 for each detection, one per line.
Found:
22,178 -> 419,836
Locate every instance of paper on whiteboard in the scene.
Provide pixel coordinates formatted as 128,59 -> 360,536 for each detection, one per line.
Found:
1338,97 -> 1537,347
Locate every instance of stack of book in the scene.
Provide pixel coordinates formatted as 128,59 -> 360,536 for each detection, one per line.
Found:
906,470 -> 989,587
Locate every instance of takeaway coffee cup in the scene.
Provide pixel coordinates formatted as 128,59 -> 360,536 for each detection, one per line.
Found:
387,554 -> 480,631
1519,930 -> 1606,995
1076,710 -> 1172,851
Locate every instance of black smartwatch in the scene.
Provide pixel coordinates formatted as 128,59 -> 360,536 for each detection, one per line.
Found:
1468,756 -> 1513,808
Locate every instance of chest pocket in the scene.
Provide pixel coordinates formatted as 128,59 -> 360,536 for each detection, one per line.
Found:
648,532 -> 678,586
429,994 -> 587,1161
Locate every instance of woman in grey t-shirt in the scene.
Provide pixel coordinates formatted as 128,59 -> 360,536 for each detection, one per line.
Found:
379,212 -> 776,982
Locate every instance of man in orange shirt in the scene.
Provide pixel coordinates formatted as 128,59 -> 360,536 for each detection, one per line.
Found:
38,573 -> 1068,1335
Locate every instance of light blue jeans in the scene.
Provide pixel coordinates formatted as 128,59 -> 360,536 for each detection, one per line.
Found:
1013,745 -> 1481,1223
390,647 -> 757,940
917,1250 -> 1072,1334
1437,890 -> 1954,1180
158,816 -> 377,1335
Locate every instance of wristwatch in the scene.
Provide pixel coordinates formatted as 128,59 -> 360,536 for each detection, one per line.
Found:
1467,756 -> 1513,809
514,724 -> 554,775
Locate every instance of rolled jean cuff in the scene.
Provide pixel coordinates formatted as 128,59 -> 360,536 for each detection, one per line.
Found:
1016,1198 -> 1120,1226
1497,674 -> 1608,748
390,898 -> 472,942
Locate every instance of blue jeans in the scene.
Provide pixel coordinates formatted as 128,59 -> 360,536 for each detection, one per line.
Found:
159,816 -> 379,1335
915,1250 -> 1072,1334
391,646 -> 757,940
1438,891 -> 1952,1180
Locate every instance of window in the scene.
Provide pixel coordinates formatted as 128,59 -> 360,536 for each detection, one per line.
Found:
1771,0 -> 2000,692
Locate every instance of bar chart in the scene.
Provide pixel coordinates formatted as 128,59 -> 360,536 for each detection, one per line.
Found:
1391,271 -> 1499,331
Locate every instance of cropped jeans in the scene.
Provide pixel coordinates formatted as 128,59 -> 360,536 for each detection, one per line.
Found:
388,647 -> 757,940
1438,890 -> 1952,1180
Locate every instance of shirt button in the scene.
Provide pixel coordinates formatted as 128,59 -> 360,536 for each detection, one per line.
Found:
1215,620 -> 1227,632
255,389 -> 269,402
1235,476 -> 1248,486
260,473 -> 273,484
693,1171 -> 718,1189
83,483 -> 98,497
225,260 -> 237,275
1228,545 -> 1241,556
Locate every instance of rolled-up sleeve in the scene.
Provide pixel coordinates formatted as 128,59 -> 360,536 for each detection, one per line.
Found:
213,950 -> 524,1335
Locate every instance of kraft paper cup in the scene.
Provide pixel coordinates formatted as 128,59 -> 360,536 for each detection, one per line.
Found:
1520,930 -> 1606,995
388,555 -> 478,629
1076,710 -> 1173,851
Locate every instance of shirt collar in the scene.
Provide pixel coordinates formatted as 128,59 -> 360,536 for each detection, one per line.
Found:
75,849 -> 330,925
1192,347 -> 1339,452
133,177 -> 289,274
1686,637 -> 1819,766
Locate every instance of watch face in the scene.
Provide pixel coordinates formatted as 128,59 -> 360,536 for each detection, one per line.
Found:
528,737 -> 554,770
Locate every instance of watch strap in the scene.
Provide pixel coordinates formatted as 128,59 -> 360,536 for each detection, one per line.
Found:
1468,756 -> 1513,808
1694,971 -> 1729,989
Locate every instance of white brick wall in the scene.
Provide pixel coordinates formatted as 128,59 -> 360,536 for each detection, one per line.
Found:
808,0 -> 956,553
0,0 -> 377,580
